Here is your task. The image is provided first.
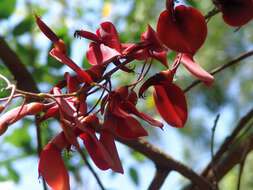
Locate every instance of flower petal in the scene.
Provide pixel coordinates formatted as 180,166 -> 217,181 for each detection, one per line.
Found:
104,114 -> 148,139
99,131 -> 124,173
97,22 -> 122,52
157,5 -> 207,54
153,84 -> 187,128
39,143 -> 70,190
87,43 -> 120,65
79,130 -> 114,170
219,0 -> 253,27
50,49 -> 92,84
180,54 -> 214,85
0,103 -> 44,135
122,101 -> 163,129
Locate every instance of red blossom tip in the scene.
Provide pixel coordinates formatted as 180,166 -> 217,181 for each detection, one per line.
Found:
35,14 -> 59,43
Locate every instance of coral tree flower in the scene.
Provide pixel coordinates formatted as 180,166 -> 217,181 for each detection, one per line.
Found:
123,25 -> 168,67
216,0 -> 253,27
102,86 -> 163,140
35,15 -> 92,84
0,102 -> 44,135
139,67 -> 187,128
157,1 -> 214,84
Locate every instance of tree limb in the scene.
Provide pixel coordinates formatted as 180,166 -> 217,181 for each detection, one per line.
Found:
0,36 -> 39,93
118,138 -> 215,190
148,166 -> 170,190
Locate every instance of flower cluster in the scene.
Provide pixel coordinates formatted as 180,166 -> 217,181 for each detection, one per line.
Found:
0,0 -> 252,190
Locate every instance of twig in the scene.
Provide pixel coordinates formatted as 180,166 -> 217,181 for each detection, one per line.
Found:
210,114 -> 220,190
202,108 -> 253,177
236,142 -> 249,190
76,147 -> 106,190
184,50 -> 253,93
148,166 -> 170,190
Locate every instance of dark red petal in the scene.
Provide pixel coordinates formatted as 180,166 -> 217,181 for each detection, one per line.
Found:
0,103 -> 44,135
153,84 -> 187,128
50,48 -> 92,84
157,5 -> 207,54
99,131 -> 124,173
60,122 -> 79,148
74,30 -> 101,42
139,70 -> 174,98
98,22 -> 122,52
35,15 -> 59,42
86,64 -> 107,82
64,72 -> 80,93
180,54 -> 214,85
39,105 -> 59,121
87,43 -> 120,65
53,87 -> 76,118
151,51 -> 168,68
104,114 -> 148,139
220,0 -> 253,27
39,143 -> 70,190
141,25 -> 165,51
79,130 -> 114,170
86,42 -> 103,65
122,101 -> 163,129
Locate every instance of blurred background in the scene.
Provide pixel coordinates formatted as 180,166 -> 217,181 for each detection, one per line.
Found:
0,0 -> 253,189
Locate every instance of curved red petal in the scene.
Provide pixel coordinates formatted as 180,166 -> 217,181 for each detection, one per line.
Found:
220,0 -> 253,27
50,49 -> 92,84
157,5 -> 207,54
98,22 -> 122,52
153,84 -> 187,128
121,101 -> 163,128
104,114 -> 148,139
74,30 -> 101,42
39,144 -> 70,190
180,54 -> 214,85
99,131 -> 124,173
0,103 -> 44,135
80,131 -> 114,170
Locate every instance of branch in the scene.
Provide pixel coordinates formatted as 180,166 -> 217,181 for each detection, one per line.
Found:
118,138 -> 215,190
148,166 -> 170,190
0,36 -> 39,93
202,108 -> 253,177
184,50 -> 253,93
185,108 -> 253,190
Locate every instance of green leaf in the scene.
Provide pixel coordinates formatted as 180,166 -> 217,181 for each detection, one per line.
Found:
0,78 -> 10,98
129,167 -> 139,186
0,0 -> 16,19
13,17 -> 33,36
131,150 -> 146,163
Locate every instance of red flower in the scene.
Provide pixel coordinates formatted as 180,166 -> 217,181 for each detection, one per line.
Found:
75,22 -> 133,72
0,102 -> 44,135
157,3 -> 207,55
102,86 -> 163,139
39,133 -> 70,190
217,0 -> 253,27
35,15 -> 92,84
75,22 -> 121,65
123,25 -> 168,67
139,68 -> 187,128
